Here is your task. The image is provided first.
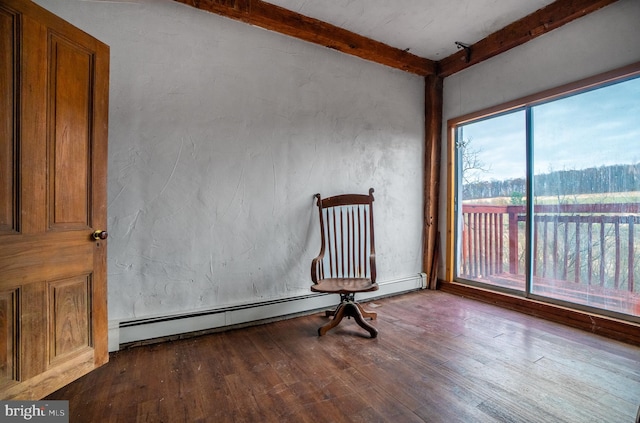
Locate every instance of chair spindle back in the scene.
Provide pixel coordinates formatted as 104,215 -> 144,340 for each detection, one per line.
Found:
314,188 -> 375,282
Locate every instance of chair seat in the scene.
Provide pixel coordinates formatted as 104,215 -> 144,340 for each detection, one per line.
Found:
311,278 -> 378,294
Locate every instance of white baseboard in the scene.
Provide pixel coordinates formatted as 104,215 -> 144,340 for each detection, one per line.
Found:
109,273 -> 426,351
108,321 -> 120,352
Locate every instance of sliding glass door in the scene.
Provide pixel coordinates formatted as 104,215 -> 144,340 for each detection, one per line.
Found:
456,110 -> 527,292
530,78 -> 640,315
453,68 -> 640,319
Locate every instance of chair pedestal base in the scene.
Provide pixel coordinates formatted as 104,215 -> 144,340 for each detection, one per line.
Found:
319,301 -> 378,338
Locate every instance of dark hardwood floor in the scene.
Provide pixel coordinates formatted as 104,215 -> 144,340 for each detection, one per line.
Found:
47,290 -> 640,422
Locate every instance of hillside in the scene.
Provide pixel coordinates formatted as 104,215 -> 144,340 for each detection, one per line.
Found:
463,163 -> 640,200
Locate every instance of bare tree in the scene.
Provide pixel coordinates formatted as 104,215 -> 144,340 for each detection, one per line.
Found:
457,137 -> 491,185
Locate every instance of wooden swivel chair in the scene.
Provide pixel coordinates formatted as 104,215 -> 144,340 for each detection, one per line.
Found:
311,188 -> 379,338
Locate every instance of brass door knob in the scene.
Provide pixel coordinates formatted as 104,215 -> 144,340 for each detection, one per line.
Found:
92,230 -> 108,240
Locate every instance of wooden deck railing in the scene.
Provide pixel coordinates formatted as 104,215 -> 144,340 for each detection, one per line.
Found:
461,203 -> 640,299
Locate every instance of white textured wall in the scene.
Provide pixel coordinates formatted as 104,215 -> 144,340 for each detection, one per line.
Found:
35,0 -> 425,323
441,0 -> 640,276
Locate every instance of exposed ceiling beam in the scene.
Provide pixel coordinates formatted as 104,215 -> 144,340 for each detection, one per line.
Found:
438,0 -> 619,77
174,0 -> 618,78
173,0 -> 437,76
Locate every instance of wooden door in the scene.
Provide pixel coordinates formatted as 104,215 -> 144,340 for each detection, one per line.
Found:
0,0 -> 109,399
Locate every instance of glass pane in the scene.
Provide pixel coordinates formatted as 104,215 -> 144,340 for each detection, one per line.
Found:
531,77 -> 640,317
456,110 -> 527,292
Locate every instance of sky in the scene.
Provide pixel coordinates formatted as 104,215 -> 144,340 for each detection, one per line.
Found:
458,75 -> 640,182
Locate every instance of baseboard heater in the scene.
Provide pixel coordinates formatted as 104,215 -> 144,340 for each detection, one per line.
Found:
111,273 -> 426,351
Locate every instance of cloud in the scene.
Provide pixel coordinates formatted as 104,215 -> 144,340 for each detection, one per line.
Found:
459,76 -> 640,181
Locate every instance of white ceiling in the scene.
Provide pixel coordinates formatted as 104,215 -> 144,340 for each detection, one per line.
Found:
263,0 -> 557,60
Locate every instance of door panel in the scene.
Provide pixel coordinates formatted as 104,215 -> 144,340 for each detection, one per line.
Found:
49,275 -> 91,363
0,0 -> 109,400
0,6 -> 18,235
49,34 -> 92,229
0,289 -> 17,385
